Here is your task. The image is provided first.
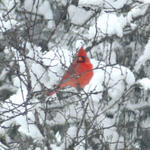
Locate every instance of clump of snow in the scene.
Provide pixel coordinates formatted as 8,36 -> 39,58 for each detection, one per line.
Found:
30,63 -> 50,91
141,117 -> 150,128
48,101 -> 84,126
65,126 -> 85,150
0,142 -> 8,149
127,4 -> 150,23
137,78 -> 150,90
135,39 -> 150,71
54,126 -> 79,150
1,0 -> 17,13
24,0 -> 54,28
89,12 -> 125,38
11,42 -> 76,96
1,97 -> 43,140
78,0 -> 104,7
83,60 -> 105,102
0,84 -> 17,95
79,0 -> 130,9
11,42 -> 74,92
51,144 -> 63,150
83,61 -> 135,150
1,112 -> 43,140
67,126 -> 77,140
55,131 -> 62,144
43,47 -> 73,89
103,123 -> 124,150
68,5 -> 93,25
107,65 -> 135,100
84,61 -> 135,102
136,0 -> 150,4
17,114 -> 43,139
83,61 -> 135,142
87,3 -> 149,40
0,17 -> 18,32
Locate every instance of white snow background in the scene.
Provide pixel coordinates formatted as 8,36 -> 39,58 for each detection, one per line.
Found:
0,0 -> 149,150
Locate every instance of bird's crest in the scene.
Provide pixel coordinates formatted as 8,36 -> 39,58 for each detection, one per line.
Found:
78,46 -> 87,57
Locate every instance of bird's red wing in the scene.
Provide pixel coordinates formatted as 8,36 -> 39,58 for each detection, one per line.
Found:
74,62 -> 93,88
59,61 -> 78,88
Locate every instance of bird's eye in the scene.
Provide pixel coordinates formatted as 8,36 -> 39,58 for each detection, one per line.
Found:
77,56 -> 85,63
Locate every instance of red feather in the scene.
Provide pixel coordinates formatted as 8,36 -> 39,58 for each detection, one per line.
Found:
47,46 -> 93,96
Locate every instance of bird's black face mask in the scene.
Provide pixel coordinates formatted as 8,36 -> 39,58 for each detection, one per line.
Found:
77,56 -> 86,63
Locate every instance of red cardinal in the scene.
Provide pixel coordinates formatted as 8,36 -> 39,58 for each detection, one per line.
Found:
47,46 -> 93,96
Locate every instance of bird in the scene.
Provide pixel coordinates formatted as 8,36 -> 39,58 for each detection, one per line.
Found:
46,46 -> 94,96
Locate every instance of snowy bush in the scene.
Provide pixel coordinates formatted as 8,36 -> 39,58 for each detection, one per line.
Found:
0,0 -> 150,150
